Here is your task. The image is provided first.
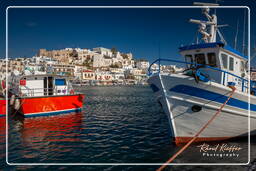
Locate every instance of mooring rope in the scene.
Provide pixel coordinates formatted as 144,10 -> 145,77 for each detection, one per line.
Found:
157,86 -> 236,171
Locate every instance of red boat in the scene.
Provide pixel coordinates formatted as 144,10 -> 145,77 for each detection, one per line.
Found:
0,97 -> 6,138
10,74 -> 84,117
0,97 -> 6,117
0,80 -> 6,117
0,97 -> 6,135
0,95 -> 6,137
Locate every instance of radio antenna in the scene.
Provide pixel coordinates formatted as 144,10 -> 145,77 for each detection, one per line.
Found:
242,9 -> 246,55
234,19 -> 239,49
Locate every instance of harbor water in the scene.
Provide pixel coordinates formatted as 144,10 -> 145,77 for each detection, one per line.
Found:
1,86 -> 255,170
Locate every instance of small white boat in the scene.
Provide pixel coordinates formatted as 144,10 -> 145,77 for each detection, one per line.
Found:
148,5 -> 256,145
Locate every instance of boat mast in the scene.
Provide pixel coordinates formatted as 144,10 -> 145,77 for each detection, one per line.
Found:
234,19 -> 239,50
189,2 -> 219,43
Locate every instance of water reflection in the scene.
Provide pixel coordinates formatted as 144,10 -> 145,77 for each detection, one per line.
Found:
9,113 -> 83,162
0,116 -> 5,160
21,112 -> 82,142
0,116 -> 5,144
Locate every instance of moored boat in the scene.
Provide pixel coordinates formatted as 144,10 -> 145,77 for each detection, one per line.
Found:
148,5 -> 256,145
0,79 -> 6,118
9,73 -> 84,117
0,96 -> 6,118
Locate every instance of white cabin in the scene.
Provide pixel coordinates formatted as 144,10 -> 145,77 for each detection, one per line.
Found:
10,74 -> 74,97
179,42 -> 248,92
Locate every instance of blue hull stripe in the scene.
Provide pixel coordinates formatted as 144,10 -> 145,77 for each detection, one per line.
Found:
169,85 -> 255,111
0,114 -> 5,117
25,108 -> 82,118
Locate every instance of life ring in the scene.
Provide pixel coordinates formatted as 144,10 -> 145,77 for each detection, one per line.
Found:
70,89 -> 75,95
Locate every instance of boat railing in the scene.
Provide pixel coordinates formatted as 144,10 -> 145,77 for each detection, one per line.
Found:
19,87 -> 73,97
20,86 -> 35,96
148,58 -> 249,93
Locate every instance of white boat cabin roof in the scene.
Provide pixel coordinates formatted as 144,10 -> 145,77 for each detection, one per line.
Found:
179,42 -> 247,60
177,42 -> 249,93
179,42 -> 248,76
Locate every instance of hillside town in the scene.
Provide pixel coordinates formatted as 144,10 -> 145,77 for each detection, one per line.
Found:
0,47 -> 180,86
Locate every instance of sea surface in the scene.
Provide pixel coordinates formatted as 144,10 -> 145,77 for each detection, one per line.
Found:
0,86 -> 255,170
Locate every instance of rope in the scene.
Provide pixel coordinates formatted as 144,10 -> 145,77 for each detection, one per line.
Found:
157,86 -> 236,171
11,97 -> 26,117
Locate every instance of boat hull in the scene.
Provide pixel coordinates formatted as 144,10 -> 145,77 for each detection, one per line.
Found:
19,94 -> 84,117
148,73 -> 256,145
0,97 -> 6,117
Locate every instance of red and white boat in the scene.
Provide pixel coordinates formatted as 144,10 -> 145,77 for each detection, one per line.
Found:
0,80 -> 6,118
9,74 -> 84,117
0,97 -> 6,118
0,80 -> 6,134
0,96 -> 6,136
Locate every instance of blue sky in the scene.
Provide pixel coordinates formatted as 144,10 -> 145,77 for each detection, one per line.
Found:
0,0 -> 255,63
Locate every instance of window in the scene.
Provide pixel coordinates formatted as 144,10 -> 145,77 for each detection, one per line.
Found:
240,61 -> 245,72
185,55 -> 193,68
195,53 -> 206,65
229,57 -> 234,71
207,53 -> 217,67
55,79 -> 66,86
221,53 -> 228,69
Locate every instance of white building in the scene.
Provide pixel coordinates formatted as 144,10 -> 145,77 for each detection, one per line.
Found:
31,56 -> 58,65
110,68 -> 125,81
122,59 -> 135,69
93,47 -> 113,57
93,54 -> 113,68
82,70 -> 95,80
125,68 -> 148,81
74,65 -> 85,79
76,48 -> 95,62
136,60 -> 149,70
95,71 -> 113,82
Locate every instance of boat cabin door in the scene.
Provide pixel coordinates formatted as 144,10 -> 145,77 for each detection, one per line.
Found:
185,55 -> 194,69
44,76 -> 53,95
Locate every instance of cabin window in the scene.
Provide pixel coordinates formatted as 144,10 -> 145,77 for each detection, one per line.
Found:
195,53 -> 206,65
229,57 -> 234,71
207,53 -> 217,67
221,53 -> 228,69
240,61 -> 245,72
185,55 -> 193,68
55,79 -> 66,86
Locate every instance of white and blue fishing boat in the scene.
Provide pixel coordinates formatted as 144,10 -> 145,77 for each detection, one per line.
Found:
148,4 -> 256,145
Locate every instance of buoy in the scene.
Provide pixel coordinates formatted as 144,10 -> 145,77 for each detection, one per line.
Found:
10,95 -> 15,106
14,99 -> 20,110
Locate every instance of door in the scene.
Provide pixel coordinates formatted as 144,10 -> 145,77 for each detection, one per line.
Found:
44,77 -> 47,95
48,77 -> 53,95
